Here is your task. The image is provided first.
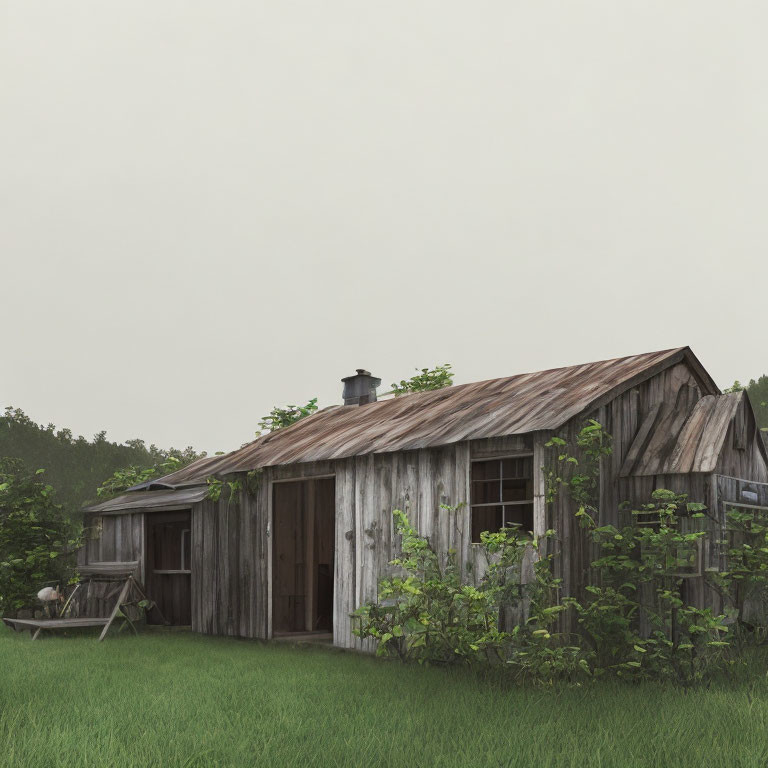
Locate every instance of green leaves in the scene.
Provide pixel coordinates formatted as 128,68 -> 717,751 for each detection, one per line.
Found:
389,364 -> 453,397
353,507 -> 526,666
258,399 -> 319,434
96,455 -> 191,500
205,477 -> 242,504
0,458 -> 80,616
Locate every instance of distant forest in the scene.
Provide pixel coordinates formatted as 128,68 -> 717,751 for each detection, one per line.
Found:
0,407 -> 203,520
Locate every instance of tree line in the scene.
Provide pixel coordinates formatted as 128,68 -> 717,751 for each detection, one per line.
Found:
0,407 -> 203,521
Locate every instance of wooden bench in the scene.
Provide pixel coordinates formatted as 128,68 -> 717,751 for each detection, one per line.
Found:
2,561 -> 162,642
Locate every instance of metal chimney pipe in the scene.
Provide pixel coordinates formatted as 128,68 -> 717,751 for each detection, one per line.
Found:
341,369 -> 381,406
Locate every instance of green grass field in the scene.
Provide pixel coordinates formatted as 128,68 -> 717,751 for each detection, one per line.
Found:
2,626 -> 768,768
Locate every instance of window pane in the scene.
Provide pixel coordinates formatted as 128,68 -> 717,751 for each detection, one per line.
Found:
472,480 -> 500,504
502,456 -> 533,478
503,503 -> 534,533
502,478 -> 531,502
472,460 -> 502,481
471,505 -> 503,543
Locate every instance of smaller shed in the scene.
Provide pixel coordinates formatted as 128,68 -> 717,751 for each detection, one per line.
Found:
83,486 -> 209,626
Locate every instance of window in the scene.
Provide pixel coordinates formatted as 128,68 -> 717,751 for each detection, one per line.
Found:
151,520 -> 192,573
471,455 -> 533,542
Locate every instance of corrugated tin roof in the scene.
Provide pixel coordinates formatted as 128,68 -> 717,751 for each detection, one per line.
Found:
85,486 -> 209,513
621,390 -> 765,476
151,346 -> 715,486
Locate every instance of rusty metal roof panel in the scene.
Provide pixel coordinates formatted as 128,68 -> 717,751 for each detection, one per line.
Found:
157,347 -> 712,484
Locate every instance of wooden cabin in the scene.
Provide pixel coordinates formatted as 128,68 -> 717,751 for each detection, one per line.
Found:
82,347 -> 768,647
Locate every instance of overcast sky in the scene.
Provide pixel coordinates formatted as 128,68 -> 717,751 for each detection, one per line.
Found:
1,1 -> 766,455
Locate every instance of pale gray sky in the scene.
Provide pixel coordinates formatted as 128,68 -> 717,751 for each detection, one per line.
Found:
1,1 -> 766,454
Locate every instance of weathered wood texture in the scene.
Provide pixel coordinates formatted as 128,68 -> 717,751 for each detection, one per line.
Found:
546,361 -> 768,619
324,437 -> 539,649
332,445 -> 476,650
192,488 -> 264,638
77,359 -> 768,648
78,512 -> 144,584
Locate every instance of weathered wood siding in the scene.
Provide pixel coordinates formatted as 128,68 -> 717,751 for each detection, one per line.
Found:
715,395 -> 768,484
333,445 -> 475,650
76,512 -> 145,618
540,360 -> 768,618
545,361 -> 711,617
78,512 -> 145,583
77,360 -> 768,646
191,486 -> 267,639
250,438 -> 537,649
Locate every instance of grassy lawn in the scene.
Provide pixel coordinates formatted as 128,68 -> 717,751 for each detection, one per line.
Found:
2,626 -> 768,767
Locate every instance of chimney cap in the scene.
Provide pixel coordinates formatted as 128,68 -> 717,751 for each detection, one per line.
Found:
341,369 -> 381,405
341,368 -> 374,382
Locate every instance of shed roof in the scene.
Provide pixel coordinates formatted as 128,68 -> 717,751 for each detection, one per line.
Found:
145,346 -> 715,488
620,390 -> 768,476
85,486 -> 209,514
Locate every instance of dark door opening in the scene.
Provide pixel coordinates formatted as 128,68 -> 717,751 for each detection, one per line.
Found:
146,510 -> 192,626
272,478 -> 335,635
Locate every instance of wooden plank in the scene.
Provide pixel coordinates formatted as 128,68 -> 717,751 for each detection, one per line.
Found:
201,499 -> 216,634
353,455 -> 373,651
374,455 -> 394,583
4,617 -> 109,629
78,561 -> 140,577
256,469 -> 269,639
226,490 -> 239,635
532,432 -> 548,537
114,515 -> 124,561
417,449 -> 434,543
191,504 -> 202,632
305,480 -> 316,631
133,514 -> 145,584
99,578 -> 132,641
470,435 -> 532,459
239,484 -> 252,638
333,459 -> 356,649
100,517 -> 116,561
663,397 -> 714,475
454,442 -> 471,580
619,402 -> 663,476
693,395 -> 740,472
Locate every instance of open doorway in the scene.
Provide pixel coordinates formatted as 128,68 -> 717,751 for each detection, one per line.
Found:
145,510 -> 192,626
272,478 -> 335,635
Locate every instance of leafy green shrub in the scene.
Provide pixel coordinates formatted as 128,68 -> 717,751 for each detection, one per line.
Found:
354,498 -> 736,684
0,458 -> 80,616
353,508 -> 528,665
258,399 -> 318,434
390,364 -> 453,396
354,418 -> 766,685
723,503 -> 768,627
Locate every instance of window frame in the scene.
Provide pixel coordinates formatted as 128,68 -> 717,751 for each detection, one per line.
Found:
469,452 -> 534,543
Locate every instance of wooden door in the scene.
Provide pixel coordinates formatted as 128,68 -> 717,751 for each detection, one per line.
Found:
146,511 -> 192,626
272,479 -> 335,634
